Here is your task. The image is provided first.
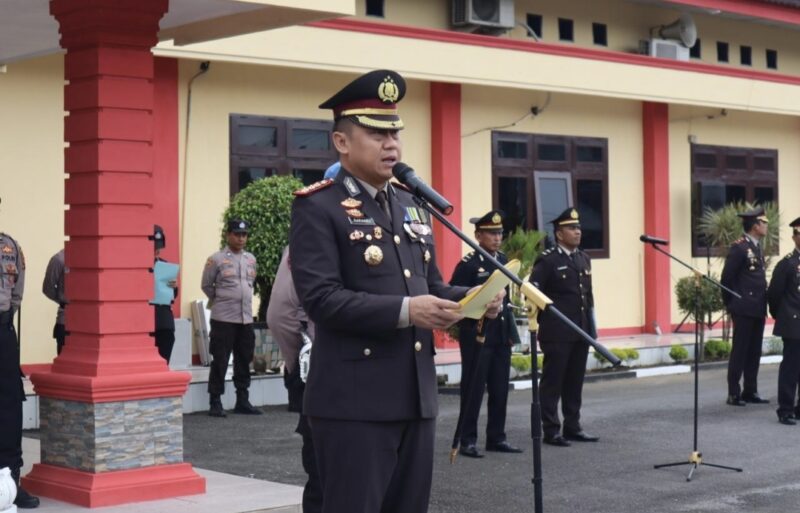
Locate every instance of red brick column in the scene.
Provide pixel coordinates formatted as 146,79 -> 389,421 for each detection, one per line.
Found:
642,102 -> 672,334
24,0 -> 204,506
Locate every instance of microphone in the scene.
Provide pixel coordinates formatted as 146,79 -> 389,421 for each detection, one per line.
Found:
640,234 -> 669,246
392,162 -> 454,215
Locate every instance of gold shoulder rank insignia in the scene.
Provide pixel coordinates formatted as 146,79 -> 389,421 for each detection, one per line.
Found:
461,251 -> 474,262
294,179 -> 334,197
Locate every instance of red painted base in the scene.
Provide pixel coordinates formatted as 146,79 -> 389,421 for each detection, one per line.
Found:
22,462 -> 205,508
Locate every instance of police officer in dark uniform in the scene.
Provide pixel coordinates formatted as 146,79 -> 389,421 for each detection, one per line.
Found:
721,207 -> 770,406
42,249 -> 67,355
450,210 -> 522,458
767,217 -> 800,425
0,203 -> 40,508
529,207 -> 598,447
150,225 -> 178,363
289,70 -> 503,513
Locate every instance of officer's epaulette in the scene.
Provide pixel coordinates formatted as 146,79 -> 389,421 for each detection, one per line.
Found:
732,237 -> 746,245
461,251 -> 475,262
540,248 -> 555,256
293,179 -> 334,197
785,251 -> 795,260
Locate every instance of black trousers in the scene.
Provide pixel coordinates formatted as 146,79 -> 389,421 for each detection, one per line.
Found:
154,329 -> 175,363
0,320 -> 23,472
539,338 -> 589,437
53,322 -> 65,355
207,320 -> 254,396
309,417 -> 435,513
777,338 -> 800,416
296,415 -> 323,513
727,314 -> 765,397
458,341 -> 511,446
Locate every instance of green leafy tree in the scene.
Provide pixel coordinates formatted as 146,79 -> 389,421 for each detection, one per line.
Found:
221,175 -> 303,321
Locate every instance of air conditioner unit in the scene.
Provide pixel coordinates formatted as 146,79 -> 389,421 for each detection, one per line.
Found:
452,0 -> 515,35
649,38 -> 690,61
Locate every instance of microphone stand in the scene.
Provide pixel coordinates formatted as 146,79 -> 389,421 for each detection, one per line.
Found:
412,196 -> 620,513
646,242 -> 743,481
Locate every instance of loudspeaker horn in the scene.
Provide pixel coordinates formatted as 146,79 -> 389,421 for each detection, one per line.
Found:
658,13 -> 697,48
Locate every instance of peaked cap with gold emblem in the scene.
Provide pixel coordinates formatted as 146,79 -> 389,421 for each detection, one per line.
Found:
319,69 -> 406,130
469,210 -> 505,233
551,207 -> 581,227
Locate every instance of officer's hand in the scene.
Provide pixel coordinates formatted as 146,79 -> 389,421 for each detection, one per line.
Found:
483,289 -> 506,319
409,295 -> 464,330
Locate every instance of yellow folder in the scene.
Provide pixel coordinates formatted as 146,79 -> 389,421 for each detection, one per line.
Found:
458,259 -> 520,319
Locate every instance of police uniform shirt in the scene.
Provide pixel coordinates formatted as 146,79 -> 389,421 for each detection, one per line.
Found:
530,245 -> 594,340
289,169 -> 468,422
721,235 -> 767,318
201,247 -> 257,324
768,249 -> 800,338
0,233 -> 24,313
42,249 -> 66,325
450,250 -> 510,345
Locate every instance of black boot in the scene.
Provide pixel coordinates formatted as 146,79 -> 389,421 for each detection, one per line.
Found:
11,468 -> 40,509
234,390 -> 262,415
208,395 -> 226,418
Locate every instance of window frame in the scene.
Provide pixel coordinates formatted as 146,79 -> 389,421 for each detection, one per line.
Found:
491,131 -> 610,259
229,114 -> 336,196
690,143 -> 778,256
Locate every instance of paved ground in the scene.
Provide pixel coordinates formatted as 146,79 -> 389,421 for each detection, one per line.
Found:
184,363 -> 799,513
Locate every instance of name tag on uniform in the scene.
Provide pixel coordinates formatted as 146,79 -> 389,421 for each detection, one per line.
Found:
557,265 -> 568,270
349,217 -> 376,226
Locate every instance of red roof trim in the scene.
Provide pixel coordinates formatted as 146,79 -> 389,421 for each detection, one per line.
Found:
663,0 -> 800,24
308,18 -> 800,87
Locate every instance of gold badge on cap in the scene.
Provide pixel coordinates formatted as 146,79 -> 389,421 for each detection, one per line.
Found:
492,213 -> 501,224
570,209 -> 578,219
364,245 -> 384,266
341,198 -> 362,209
378,76 -> 400,103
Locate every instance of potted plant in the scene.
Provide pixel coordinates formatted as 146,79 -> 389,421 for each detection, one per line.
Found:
500,227 -> 547,350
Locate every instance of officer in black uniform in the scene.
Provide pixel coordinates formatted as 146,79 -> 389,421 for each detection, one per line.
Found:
450,210 -> 522,458
289,69 -> 502,513
150,225 -> 178,363
529,207 -> 598,447
0,202 -> 40,508
721,207 -> 770,406
767,217 -> 800,425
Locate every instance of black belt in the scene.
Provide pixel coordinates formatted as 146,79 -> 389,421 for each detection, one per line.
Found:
0,310 -> 13,325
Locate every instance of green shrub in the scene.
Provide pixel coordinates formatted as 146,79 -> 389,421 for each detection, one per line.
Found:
704,339 -> 732,359
674,273 -> 725,324
511,354 -> 532,373
669,344 -> 689,363
594,347 -> 638,365
766,337 -> 783,355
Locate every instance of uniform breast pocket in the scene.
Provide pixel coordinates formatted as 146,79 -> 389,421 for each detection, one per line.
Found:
218,265 -> 238,287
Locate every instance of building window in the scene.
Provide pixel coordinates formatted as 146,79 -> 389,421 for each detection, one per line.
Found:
526,13 -> 542,38
766,49 -> 778,69
717,41 -> 729,63
365,0 -> 384,17
740,45 -> 752,66
558,18 -> 574,42
690,38 -> 701,59
592,23 -> 607,46
229,114 -> 336,196
492,132 -> 609,258
691,144 -> 778,256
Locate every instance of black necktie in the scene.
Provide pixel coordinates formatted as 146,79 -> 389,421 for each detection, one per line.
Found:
376,190 -> 391,221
